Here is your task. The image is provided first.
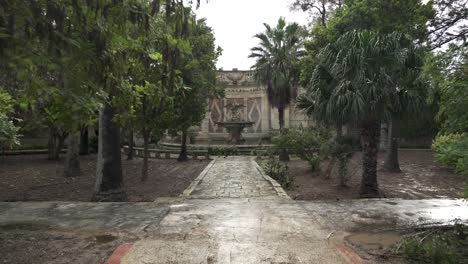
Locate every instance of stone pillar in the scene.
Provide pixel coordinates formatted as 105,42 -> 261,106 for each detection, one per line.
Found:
261,92 -> 269,133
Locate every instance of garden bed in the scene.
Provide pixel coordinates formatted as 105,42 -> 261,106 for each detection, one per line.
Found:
344,224 -> 468,263
0,222 -> 122,264
0,154 -> 210,202
286,149 -> 466,200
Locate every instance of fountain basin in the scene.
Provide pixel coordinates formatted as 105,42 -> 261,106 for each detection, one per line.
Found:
215,121 -> 254,144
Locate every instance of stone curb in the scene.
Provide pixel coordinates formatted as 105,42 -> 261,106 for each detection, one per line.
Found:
180,157 -> 218,197
253,159 -> 291,199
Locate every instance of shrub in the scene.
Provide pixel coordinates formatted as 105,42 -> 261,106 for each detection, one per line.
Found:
261,155 -> 291,189
207,147 -> 239,156
432,133 -> 466,167
331,135 -> 358,187
401,235 -> 457,263
432,133 -> 468,197
271,127 -> 332,172
89,136 -> 98,153
187,126 -> 199,144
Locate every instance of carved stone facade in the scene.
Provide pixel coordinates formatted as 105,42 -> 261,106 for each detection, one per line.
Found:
197,69 -> 312,142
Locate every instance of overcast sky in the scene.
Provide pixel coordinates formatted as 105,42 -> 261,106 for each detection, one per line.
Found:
194,0 -> 310,70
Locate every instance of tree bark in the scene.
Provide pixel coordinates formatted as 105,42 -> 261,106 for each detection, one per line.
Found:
92,106 -> 126,201
127,126 -> 134,160
278,107 -> 285,130
278,107 -> 290,161
324,157 -> 335,179
336,123 -> 343,137
47,127 -> 58,160
359,120 -> 381,198
177,129 -> 189,162
47,126 -> 65,160
383,117 -> 402,172
379,123 -> 388,151
79,126 -> 89,155
64,131 -> 81,177
141,128 -> 150,182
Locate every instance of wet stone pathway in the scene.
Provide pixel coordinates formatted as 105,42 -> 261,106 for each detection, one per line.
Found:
186,156 -> 281,199
1,156 -> 467,263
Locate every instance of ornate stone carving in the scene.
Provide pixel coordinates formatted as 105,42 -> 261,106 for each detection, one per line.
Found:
217,70 -> 255,86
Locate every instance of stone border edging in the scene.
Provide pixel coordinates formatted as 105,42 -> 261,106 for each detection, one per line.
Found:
253,159 -> 291,199
180,157 -> 218,197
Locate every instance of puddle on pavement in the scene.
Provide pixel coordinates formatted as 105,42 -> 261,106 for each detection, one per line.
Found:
346,231 -> 402,250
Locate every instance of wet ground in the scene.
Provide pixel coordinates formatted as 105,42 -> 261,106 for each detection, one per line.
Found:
0,154 -> 209,202
287,149 -> 466,200
0,198 -> 466,263
0,155 -> 467,263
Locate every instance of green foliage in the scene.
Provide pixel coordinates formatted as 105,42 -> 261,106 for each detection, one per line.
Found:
0,87 -> 20,149
249,17 -> 304,128
331,135 -> 358,186
299,31 -> 423,125
0,114 -> 20,149
207,147 -> 239,156
187,126 -> 199,144
271,127 -> 332,172
399,225 -> 468,264
401,236 -> 456,264
332,0 -> 433,41
170,18 -> 221,135
432,134 -> 468,176
89,136 -> 99,154
260,155 -> 291,189
432,133 -> 468,197
424,45 -> 468,134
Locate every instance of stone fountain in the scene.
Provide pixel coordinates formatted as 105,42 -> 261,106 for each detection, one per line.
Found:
215,102 -> 254,144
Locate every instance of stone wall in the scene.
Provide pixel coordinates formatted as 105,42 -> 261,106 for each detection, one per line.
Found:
196,69 -> 312,142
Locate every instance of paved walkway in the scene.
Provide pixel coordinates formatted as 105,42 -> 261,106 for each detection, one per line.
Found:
185,157 -> 284,199
1,157 -> 467,263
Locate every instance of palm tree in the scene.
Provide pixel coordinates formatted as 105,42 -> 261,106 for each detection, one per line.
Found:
299,30 -> 422,197
382,50 -> 426,173
249,17 -> 303,160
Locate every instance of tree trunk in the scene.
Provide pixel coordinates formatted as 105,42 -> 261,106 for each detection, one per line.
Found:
336,123 -> 343,138
359,120 -> 381,198
177,129 -> 189,162
64,131 -> 81,177
278,107 -> 290,161
338,157 -> 349,187
47,126 -> 63,160
278,107 -> 285,130
383,117 -> 402,172
141,129 -> 150,182
79,126 -> 89,155
379,123 -> 388,151
92,106 -> 126,201
127,126 -> 134,160
324,157 -> 335,179
47,127 -> 58,160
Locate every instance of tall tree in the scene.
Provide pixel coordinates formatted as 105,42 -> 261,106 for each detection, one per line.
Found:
427,0 -> 468,50
301,0 -> 433,172
249,17 -> 303,160
172,18 -> 220,161
299,31 -> 423,197
291,0 -> 343,27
